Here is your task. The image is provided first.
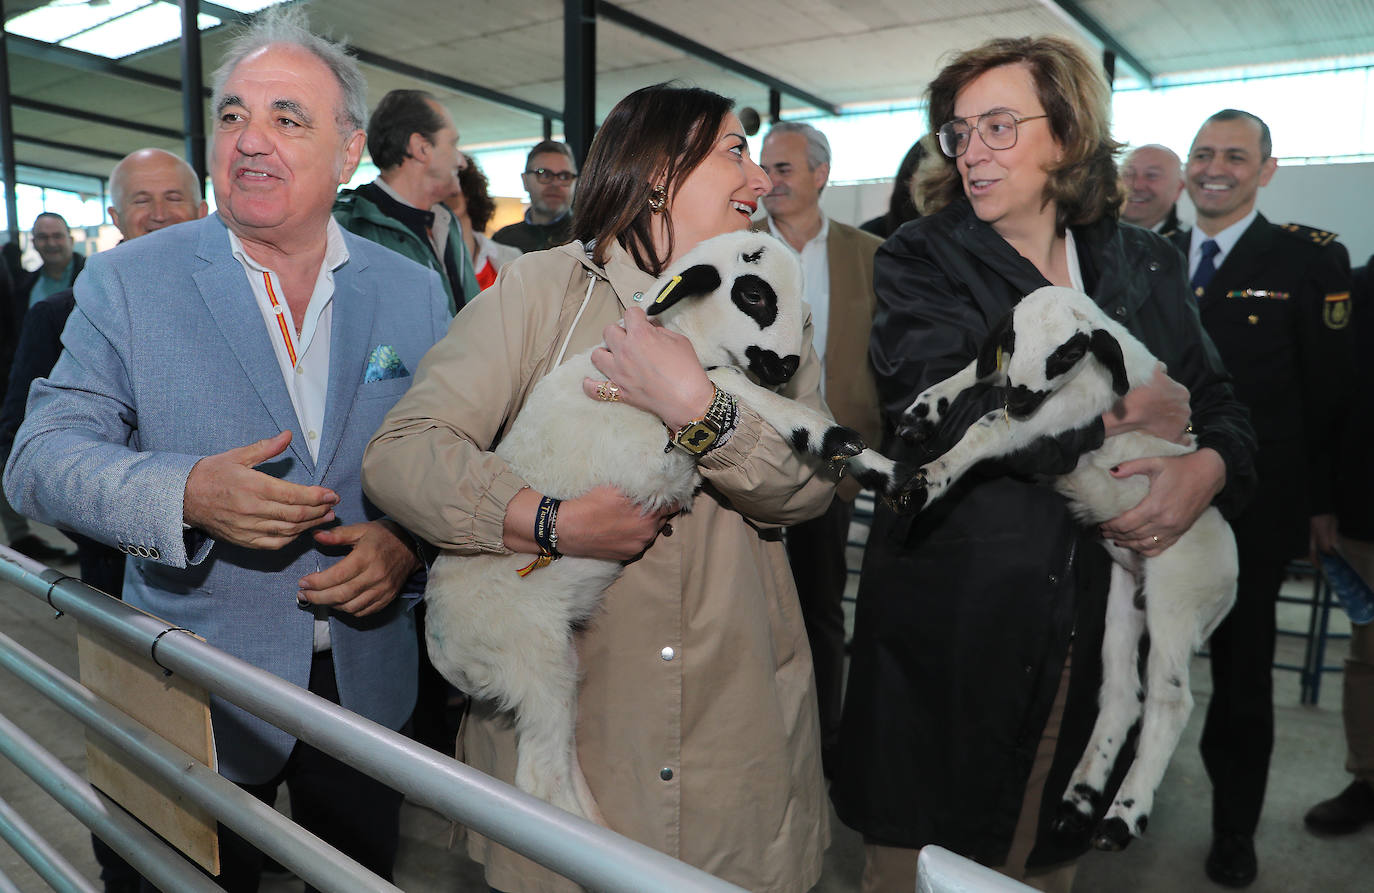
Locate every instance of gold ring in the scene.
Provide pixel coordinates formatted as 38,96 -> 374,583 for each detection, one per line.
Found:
596,381 -> 621,402
1152,535 -> 1160,545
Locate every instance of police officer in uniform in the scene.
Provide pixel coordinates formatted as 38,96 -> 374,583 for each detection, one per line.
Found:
1173,108 -> 1354,888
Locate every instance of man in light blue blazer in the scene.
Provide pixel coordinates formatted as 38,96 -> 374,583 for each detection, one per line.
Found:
3,10 -> 448,890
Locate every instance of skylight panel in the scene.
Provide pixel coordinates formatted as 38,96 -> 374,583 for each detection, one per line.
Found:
5,0 -> 151,44
61,3 -> 221,58
5,0 -> 290,60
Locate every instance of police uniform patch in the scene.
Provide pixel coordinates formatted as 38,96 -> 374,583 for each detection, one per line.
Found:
1280,222 -> 1338,247
1324,291 -> 1351,329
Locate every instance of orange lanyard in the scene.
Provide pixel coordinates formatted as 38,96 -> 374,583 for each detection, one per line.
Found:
262,271 -> 298,367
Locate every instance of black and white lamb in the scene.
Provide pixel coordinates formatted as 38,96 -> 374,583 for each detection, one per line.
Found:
423,231 -> 911,822
897,285 -> 1238,850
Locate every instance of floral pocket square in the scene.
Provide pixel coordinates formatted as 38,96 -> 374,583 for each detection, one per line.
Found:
363,345 -> 409,382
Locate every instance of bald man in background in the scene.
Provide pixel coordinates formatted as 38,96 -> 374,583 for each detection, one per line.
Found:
1121,143 -> 1186,237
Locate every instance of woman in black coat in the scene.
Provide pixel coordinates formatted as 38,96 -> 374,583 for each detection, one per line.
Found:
832,37 -> 1257,892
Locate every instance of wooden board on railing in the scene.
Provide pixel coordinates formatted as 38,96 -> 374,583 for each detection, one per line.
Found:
77,620 -> 219,874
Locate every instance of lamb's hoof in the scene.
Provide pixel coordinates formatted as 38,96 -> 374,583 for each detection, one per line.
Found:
1092,817 -> 1135,851
1051,799 -> 1095,838
821,425 -> 866,462
887,470 -> 928,515
896,416 -> 937,446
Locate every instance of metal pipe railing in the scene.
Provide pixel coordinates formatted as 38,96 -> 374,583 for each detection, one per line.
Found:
0,628 -> 400,893
0,546 -> 748,893
0,710 -> 219,893
0,795 -> 99,893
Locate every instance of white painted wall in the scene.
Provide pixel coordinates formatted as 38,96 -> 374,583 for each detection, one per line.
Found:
821,161 -> 1374,270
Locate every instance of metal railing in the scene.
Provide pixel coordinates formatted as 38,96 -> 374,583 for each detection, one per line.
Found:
0,545 -> 748,893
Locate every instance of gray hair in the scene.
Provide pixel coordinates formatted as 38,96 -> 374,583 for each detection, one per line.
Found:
766,121 -> 831,170
210,5 -> 367,135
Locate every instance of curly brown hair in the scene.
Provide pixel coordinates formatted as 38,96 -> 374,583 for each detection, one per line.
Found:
921,36 -> 1123,232
457,157 -> 497,233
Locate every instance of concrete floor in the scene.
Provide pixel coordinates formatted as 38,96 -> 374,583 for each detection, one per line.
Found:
3,523 -> 1373,892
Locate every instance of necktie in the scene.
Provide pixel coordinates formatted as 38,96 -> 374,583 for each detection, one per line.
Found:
1191,239 -> 1220,299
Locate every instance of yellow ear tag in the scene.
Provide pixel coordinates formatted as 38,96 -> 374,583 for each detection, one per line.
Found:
995,345 -> 1005,372
654,275 -> 684,305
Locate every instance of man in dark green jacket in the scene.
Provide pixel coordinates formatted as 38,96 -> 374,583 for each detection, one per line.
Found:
334,89 -> 477,313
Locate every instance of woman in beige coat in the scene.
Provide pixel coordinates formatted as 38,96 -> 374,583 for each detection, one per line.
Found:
362,83 -> 833,893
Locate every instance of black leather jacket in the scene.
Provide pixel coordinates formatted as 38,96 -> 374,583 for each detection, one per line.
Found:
832,199 -> 1256,866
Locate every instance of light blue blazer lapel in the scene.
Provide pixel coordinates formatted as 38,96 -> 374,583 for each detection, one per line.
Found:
314,251 -> 376,485
191,216 -> 313,472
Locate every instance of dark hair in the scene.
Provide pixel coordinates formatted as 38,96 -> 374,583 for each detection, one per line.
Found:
922,36 -> 1123,232
525,140 -> 576,171
883,138 -> 928,231
458,157 -> 497,233
571,83 -> 733,276
1199,109 -> 1273,160
367,89 -> 445,170
33,211 -> 71,232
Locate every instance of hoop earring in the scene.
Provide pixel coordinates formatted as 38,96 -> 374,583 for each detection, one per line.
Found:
647,184 -> 667,213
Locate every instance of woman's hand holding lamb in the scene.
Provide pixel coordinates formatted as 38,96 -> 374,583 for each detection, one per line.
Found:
503,484 -> 674,562
584,306 -> 716,429
1102,363 -> 1192,444
1102,448 -> 1227,556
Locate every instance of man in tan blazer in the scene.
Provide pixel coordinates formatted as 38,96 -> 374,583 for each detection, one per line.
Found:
757,121 -> 882,777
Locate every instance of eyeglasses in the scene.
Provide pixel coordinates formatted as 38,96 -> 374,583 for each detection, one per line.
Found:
524,168 -> 578,184
937,111 -> 1049,158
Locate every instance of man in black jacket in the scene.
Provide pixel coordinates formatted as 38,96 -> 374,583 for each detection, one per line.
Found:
2,214 -> 79,561
1174,109 -> 1355,888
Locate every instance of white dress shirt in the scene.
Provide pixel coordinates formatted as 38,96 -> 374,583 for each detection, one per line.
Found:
228,218 -> 350,650
1188,208 -> 1258,280
767,214 -> 831,389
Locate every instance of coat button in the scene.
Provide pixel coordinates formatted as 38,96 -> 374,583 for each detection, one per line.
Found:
660,646 -> 675,661
1114,306 -> 1127,319
1147,261 -> 1160,272
633,291 -> 644,302
1047,574 -> 1058,585
660,767 -> 674,781
1247,314 -> 1259,325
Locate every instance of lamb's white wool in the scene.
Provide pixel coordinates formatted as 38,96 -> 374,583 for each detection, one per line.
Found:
899,285 -> 1238,850
423,231 -> 909,822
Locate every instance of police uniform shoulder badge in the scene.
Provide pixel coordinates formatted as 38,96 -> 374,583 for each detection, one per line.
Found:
1280,222 -> 1338,247
1324,291 -> 1352,330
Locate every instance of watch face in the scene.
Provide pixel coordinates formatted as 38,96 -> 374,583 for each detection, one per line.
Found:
677,422 -> 719,454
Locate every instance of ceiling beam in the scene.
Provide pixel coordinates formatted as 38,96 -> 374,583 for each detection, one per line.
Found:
597,2 -> 840,117
16,134 -> 127,162
201,1 -> 562,122
5,33 -> 209,95
346,46 -> 563,122
11,97 -> 183,141
1035,0 -> 1155,85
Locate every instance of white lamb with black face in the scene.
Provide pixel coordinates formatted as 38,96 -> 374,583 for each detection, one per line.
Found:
897,285 -> 1238,851
423,231 -> 911,823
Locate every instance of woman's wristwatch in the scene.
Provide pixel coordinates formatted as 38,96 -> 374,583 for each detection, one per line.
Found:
665,384 -> 738,456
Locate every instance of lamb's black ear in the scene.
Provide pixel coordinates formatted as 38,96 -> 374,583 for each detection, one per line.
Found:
647,264 -> 723,316
1044,331 -> 1091,380
1089,328 -> 1130,395
975,310 -> 1016,380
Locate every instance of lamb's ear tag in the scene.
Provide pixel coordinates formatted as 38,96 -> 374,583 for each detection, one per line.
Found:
654,275 -> 684,305
995,345 -> 1005,372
